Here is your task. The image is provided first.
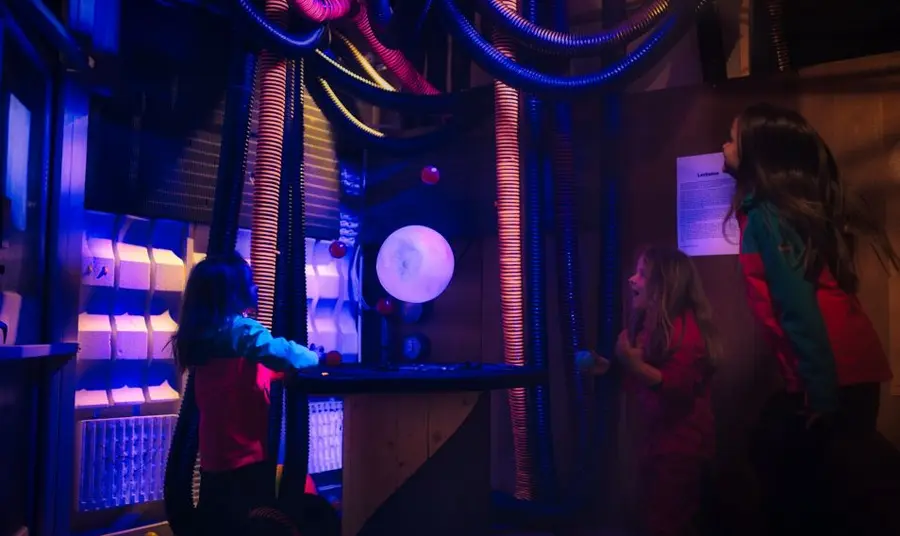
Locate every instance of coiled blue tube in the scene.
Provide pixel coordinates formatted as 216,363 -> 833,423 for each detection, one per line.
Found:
521,0 -> 555,504
164,49 -> 257,534
545,0 -> 589,505
436,0 -> 705,95
475,0 -> 669,56
279,59 -> 313,502
232,0 -> 326,54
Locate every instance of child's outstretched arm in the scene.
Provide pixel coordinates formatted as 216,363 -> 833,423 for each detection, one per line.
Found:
228,316 -> 320,371
745,204 -> 839,414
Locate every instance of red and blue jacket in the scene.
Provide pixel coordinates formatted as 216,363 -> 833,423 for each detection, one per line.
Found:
737,196 -> 893,413
194,316 -> 320,473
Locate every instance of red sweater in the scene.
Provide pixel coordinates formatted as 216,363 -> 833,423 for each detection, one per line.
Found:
630,312 -> 715,459
193,316 -> 319,473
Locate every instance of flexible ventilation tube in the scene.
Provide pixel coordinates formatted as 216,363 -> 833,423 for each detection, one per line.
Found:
520,0 -> 555,503
475,0 -> 669,56
280,59 -> 313,502
164,372 -> 200,535
493,0 -> 534,502
765,0 -> 791,71
545,0 -> 588,506
252,0 -> 289,329
233,0 -> 325,56
164,48 -> 257,536
336,33 -> 395,90
437,0 -> 706,95
352,2 -> 439,94
232,4 -> 490,113
290,0 -> 351,23
306,76 -> 483,154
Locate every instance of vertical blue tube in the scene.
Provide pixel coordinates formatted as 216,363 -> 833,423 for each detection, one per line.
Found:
280,59 -> 312,503
596,0 -> 627,512
546,0 -> 588,506
521,0 -> 556,503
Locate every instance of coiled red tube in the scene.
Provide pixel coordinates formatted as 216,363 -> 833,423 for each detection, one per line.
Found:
291,0 -> 351,23
494,0 -> 534,501
252,0 -> 290,329
352,1 -> 439,94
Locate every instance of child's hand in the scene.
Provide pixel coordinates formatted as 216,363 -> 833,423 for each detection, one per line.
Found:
575,350 -> 611,375
614,330 -> 644,371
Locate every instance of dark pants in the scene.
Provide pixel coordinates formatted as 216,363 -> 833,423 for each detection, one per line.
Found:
639,454 -> 709,536
197,460 -> 276,536
751,383 -> 900,536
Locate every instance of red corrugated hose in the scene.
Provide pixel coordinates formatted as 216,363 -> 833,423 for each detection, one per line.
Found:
351,1 -> 440,94
493,0 -> 534,501
252,0 -> 290,329
291,0 -> 352,23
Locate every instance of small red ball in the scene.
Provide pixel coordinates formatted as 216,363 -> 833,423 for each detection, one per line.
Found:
324,351 -> 342,366
376,297 -> 395,316
420,165 -> 440,185
328,240 -> 347,259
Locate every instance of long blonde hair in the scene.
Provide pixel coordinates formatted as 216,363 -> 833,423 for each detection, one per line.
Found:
628,246 -> 721,367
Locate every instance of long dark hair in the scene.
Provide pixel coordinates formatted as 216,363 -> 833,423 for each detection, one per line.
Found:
629,246 -> 722,367
171,251 -> 256,370
725,103 -> 899,294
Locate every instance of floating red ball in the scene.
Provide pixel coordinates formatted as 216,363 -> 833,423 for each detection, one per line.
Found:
324,351 -> 342,367
376,297 -> 396,316
420,165 -> 440,185
328,240 -> 347,259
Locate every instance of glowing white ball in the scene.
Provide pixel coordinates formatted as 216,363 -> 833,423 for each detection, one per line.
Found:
376,225 -> 455,304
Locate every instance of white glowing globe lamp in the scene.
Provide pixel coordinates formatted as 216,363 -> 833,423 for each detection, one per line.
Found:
376,225 -> 455,304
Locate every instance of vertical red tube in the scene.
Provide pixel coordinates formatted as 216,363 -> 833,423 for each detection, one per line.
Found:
252,0 -> 290,328
493,0 -> 534,500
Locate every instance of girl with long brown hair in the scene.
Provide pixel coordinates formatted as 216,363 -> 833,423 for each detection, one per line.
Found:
723,103 -> 898,536
578,245 -> 720,536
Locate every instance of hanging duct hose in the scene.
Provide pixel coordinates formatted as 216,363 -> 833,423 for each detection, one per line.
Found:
252,0 -> 290,331
766,0 -> 792,71
305,75 -> 483,154
235,5 -> 491,113
352,2 -> 439,94
437,0 -> 707,95
492,0 -> 533,502
164,49 -> 257,536
475,0 -> 669,56
279,59 -> 313,503
546,0 -> 588,505
233,0 -> 325,56
520,0 -> 555,503
290,0 -> 351,23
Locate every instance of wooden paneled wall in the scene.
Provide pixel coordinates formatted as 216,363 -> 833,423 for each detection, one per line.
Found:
366,51 -> 900,531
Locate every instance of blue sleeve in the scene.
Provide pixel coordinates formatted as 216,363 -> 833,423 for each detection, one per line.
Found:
224,316 -> 320,372
746,206 -> 839,413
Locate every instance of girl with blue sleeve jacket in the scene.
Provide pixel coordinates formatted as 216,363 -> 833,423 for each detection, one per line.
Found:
171,252 -> 321,534
722,103 -> 899,536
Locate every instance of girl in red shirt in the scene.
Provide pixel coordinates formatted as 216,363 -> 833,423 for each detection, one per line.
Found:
579,246 -> 720,536
171,252 -> 320,534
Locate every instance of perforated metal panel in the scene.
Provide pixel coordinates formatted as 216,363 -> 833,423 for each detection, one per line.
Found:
76,415 -> 177,512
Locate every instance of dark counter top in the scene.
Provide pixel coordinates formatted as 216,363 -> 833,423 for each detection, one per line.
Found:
291,362 -> 546,395
0,343 -> 79,361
